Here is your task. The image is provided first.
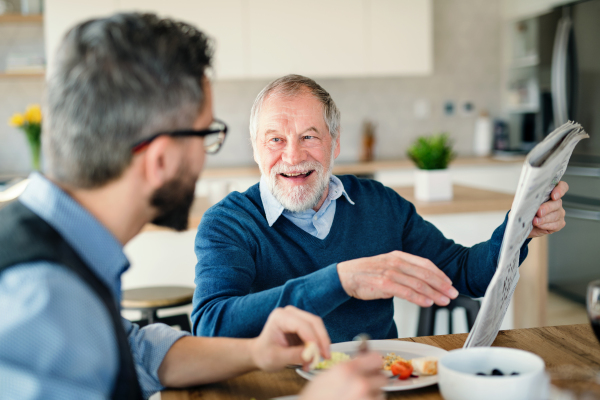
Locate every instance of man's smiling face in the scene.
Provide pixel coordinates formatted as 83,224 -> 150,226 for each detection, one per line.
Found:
254,89 -> 340,212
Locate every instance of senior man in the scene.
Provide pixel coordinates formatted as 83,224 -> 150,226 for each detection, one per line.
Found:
0,19 -> 386,400
192,74 -> 568,342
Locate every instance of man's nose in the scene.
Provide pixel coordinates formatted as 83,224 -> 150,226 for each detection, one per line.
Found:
281,140 -> 306,165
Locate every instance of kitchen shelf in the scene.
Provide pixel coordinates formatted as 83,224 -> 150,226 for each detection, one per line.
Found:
0,71 -> 45,78
0,14 -> 43,23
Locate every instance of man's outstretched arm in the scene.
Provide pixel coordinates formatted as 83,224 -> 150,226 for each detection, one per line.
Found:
337,182 -> 570,305
159,306 -> 330,387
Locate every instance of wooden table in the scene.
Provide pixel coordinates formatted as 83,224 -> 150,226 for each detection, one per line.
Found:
162,324 -> 600,400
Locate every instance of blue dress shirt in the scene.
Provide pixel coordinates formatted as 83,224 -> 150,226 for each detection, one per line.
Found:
0,173 -> 188,400
260,174 -> 355,239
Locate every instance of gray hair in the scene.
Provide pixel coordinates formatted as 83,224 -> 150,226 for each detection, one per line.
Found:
249,74 -> 340,147
44,13 -> 213,188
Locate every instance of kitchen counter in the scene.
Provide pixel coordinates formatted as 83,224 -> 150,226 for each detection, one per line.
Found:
200,156 -> 525,179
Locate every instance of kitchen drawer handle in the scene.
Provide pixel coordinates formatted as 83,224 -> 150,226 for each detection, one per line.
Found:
564,206 -> 600,221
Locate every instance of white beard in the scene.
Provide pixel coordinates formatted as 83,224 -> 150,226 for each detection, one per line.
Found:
265,159 -> 332,213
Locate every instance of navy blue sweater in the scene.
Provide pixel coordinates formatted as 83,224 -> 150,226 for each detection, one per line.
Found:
192,175 -> 529,342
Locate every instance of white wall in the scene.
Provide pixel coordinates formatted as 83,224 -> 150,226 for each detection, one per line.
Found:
1,0 -> 503,175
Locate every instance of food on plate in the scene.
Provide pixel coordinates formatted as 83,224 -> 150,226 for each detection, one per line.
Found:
390,360 -> 413,380
410,356 -> 438,376
382,352 -> 409,370
314,351 -> 351,370
301,342 -> 321,370
310,349 -> 439,381
384,353 -> 438,379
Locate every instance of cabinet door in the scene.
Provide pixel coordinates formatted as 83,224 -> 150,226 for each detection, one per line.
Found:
44,0 -> 119,74
118,0 -> 246,79
367,0 -> 432,76
246,0 -> 366,79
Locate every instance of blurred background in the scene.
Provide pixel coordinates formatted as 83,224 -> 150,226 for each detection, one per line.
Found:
1,0 -> 597,339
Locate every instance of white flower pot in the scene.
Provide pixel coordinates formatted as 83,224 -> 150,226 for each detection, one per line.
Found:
414,169 -> 453,202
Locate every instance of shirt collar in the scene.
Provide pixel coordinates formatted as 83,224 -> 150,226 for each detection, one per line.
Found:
259,174 -> 354,227
19,173 -> 130,301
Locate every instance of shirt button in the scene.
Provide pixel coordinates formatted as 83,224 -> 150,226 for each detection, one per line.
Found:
313,215 -> 318,221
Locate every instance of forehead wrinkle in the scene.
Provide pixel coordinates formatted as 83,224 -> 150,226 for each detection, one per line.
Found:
258,94 -> 325,138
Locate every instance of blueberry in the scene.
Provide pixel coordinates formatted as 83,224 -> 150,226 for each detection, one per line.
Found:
476,372 -> 486,376
491,369 -> 504,376
511,372 -> 520,376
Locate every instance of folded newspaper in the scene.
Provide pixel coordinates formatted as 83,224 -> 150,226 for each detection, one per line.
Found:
463,121 -> 589,348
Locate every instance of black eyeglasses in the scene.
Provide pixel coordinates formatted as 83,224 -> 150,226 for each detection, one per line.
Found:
131,119 -> 228,154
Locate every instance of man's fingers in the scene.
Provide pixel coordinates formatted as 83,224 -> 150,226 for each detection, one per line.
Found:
534,207 -> 565,225
380,279 -> 436,307
537,198 -> 562,218
345,354 -> 389,395
349,353 -> 386,374
273,306 -> 331,359
392,251 -> 452,284
533,219 -> 565,233
384,270 -> 450,306
388,257 -> 458,300
551,181 -> 569,200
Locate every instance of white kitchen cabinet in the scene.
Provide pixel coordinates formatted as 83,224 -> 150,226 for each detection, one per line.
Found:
45,0 -> 247,79
118,0 -> 247,79
45,0 -> 433,80
246,0 -> 367,78
247,0 -> 432,78
368,0 -> 432,76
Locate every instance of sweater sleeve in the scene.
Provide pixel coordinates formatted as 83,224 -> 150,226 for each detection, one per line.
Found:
191,207 -> 350,338
395,189 -> 531,298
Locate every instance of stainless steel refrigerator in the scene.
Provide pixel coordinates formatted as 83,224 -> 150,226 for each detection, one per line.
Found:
534,0 -> 600,303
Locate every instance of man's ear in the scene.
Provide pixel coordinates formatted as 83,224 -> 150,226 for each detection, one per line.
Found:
252,138 -> 259,165
333,132 -> 341,159
143,136 -> 179,189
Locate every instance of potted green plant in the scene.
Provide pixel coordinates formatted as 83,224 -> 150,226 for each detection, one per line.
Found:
8,104 -> 42,171
407,133 -> 456,201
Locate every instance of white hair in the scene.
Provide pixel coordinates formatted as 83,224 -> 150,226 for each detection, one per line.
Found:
249,74 -> 340,149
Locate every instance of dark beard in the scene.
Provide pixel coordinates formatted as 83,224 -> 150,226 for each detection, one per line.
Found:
150,172 -> 196,231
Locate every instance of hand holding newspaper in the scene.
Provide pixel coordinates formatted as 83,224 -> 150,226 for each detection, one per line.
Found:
464,121 -> 589,348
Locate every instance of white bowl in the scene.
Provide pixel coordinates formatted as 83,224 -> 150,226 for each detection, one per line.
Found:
438,347 -> 549,400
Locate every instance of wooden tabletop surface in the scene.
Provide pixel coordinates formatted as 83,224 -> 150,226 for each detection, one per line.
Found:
143,184 -> 514,233
162,324 -> 600,400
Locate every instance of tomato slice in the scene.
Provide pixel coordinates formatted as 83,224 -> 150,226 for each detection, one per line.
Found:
390,361 -> 413,380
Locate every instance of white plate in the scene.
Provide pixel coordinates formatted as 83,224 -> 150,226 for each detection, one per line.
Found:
296,340 -> 448,392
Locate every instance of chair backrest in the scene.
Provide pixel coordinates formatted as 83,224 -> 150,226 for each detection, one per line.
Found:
416,295 -> 481,337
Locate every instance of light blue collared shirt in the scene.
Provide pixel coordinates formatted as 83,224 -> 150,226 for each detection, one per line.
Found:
0,173 -> 188,400
260,174 -> 355,239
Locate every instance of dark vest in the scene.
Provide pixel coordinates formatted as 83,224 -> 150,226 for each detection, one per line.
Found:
0,201 -> 143,400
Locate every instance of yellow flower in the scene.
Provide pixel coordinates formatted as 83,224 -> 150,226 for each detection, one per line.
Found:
24,104 -> 42,125
9,113 -> 25,127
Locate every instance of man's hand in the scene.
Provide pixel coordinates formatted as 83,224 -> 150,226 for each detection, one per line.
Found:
250,306 -> 331,372
337,251 -> 459,308
299,353 -> 388,400
528,181 -> 569,238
